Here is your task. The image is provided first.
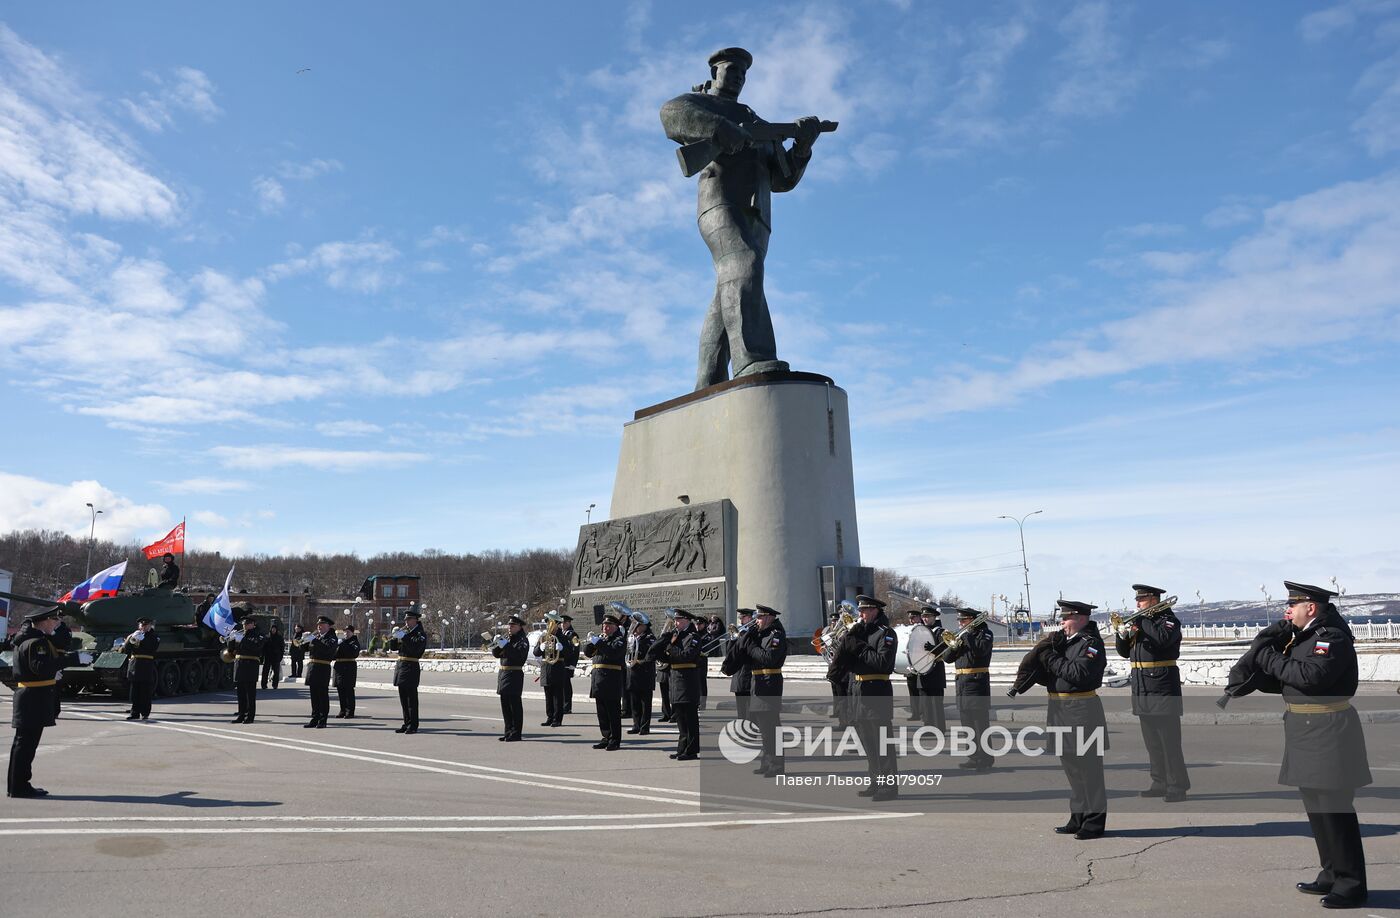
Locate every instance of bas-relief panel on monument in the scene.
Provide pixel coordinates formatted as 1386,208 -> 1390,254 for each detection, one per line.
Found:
568,500 -> 734,619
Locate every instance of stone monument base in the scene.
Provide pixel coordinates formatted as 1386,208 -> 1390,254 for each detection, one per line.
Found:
609,372 -> 866,640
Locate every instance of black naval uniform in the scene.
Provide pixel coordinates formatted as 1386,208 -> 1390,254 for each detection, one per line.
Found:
492,630 -> 530,740
584,629 -> 627,749
948,622 -> 994,768
1042,623 -> 1109,837
1253,602 -> 1371,906
699,625 -> 725,710
8,623 -> 82,797
839,614 -> 899,800
626,628 -> 657,734
303,630 -> 338,727
228,624 -> 265,723
737,620 -> 787,776
1114,610 -> 1189,797
389,623 -> 429,732
721,625 -> 753,722
657,653 -> 674,722
120,628 -> 161,719
647,623 -> 703,759
261,628 -> 285,689
333,633 -> 361,717
534,627 -> 580,727
288,636 -> 305,679
560,624 -> 578,716
826,630 -> 852,726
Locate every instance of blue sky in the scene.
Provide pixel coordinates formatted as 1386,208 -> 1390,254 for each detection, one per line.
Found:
1,1 -> 1397,611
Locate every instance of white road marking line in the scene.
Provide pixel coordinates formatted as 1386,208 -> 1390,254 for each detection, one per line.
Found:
0,812 -> 751,824
66,712 -> 692,807
106,714 -> 712,800
0,812 -> 921,836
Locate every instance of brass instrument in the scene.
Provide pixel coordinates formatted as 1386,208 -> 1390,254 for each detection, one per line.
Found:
538,611 -> 563,664
1109,595 -> 1178,631
817,602 -> 858,662
932,609 -> 989,663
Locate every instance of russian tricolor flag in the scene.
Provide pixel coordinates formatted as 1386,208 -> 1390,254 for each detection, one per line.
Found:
61,560 -> 128,603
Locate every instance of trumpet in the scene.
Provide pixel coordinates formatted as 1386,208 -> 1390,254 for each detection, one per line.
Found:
1109,595 -> 1178,631
932,609 -> 989,663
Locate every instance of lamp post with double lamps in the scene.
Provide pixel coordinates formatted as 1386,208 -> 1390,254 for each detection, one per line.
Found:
84,502 -> 103,579
997,510 -> 1042,625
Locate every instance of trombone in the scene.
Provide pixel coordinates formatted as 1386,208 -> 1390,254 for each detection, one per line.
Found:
931,609 -> 989,663
1110,595 -> 1178,631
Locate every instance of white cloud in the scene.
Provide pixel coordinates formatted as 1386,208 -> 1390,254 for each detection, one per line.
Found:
192,510 -> 228,527
209,445 -> 430,472
316,420 -> 383,437
274,158 -> 342,181
1046,1 -> 1140,118
121,66 -> 221,133
1298,0 -> 1400,42
165,478 -> 253,495
0,471 -> 171,542
252,176 -> 286,214
1353,53 -> 1400,155
871,172 -> 1400,421
266,240 -> 401,293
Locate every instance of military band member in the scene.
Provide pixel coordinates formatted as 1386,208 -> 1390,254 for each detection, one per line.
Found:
657,637 -> 675,723
626,616 -> 657,735
915,605 -> 947,732
947,607 -> 993,771
835,595 -> 898,801
303,616 -> 338,728
493,614 -> 530,741
699,615 -> 726,710
825,610 -> 852,726
8,608 -> 92,798
559,614 -> 579,717
1114,583 -> 1189,801
334,623 -> 361,718
646,608 -> 703,759
536,614 -> 580,727
120,617 -> 160,720
583,609 -> 628,750
389,609 -> 428,734
736,604 -> 787,777
227,609 -> 265,724
904,610 -> 924,721
1044,600 -> 1109,840
288,630 -> 305,680
1250,582 -> 1370,909
721,608 -> 756,721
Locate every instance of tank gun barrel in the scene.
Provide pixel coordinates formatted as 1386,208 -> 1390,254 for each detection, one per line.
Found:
0,589 -> 87,621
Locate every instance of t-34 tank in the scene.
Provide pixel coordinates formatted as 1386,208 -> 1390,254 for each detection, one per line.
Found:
0,588 -> 233,697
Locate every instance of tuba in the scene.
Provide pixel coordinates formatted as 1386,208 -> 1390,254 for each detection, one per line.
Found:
1110,595 -> 1178,631
539,611 -> 563,664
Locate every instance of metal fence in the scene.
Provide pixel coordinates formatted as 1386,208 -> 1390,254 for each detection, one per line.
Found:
1181,621 -> 1400,642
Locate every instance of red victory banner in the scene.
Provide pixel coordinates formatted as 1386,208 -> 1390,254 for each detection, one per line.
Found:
142,521 -> 186,559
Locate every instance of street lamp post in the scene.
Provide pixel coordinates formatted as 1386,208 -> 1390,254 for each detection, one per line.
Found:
586,503 -> 596,524
84,502 -> 103,579
997,510 -> 1043,625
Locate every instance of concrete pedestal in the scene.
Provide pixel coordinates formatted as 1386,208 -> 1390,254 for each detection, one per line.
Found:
610,372 -> 862,638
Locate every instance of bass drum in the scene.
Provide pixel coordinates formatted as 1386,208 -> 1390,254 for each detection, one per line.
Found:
904,623 -> 939,675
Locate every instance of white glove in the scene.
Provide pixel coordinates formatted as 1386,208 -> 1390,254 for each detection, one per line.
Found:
496,636 -> 509,648
1116,625 -> 1134,640
589,634 -> 601,645
231,631 -> 244,643
112,638 -> 125,650
551,640 -> 560,651
393,628 -> 407,640
130,631 -> 144,642
77,651 -> 94,665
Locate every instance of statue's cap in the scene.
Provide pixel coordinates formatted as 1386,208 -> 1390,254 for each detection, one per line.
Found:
708,47 -> 753,70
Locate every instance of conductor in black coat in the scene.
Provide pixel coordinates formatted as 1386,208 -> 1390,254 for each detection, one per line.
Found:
1113,584 -> 1189,801
8,608 -> 90,797
1249,582 -> 1372,910
583,609 -> 628,749
492,615 -> 530,741
120,617 -> 161,720
1043,600 -> 1110,840
333,624 -> 361,718
389,610 -> 429,733
646,608 -> 704,759
303,616 -> 339,728
721,608 -> 755,721
227,611 -> 265,724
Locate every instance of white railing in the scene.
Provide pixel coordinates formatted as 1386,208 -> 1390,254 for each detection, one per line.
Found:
1180,621 -> 1400,642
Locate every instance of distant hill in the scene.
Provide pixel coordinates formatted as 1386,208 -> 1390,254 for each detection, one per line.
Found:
1094,593 -> 1400,626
